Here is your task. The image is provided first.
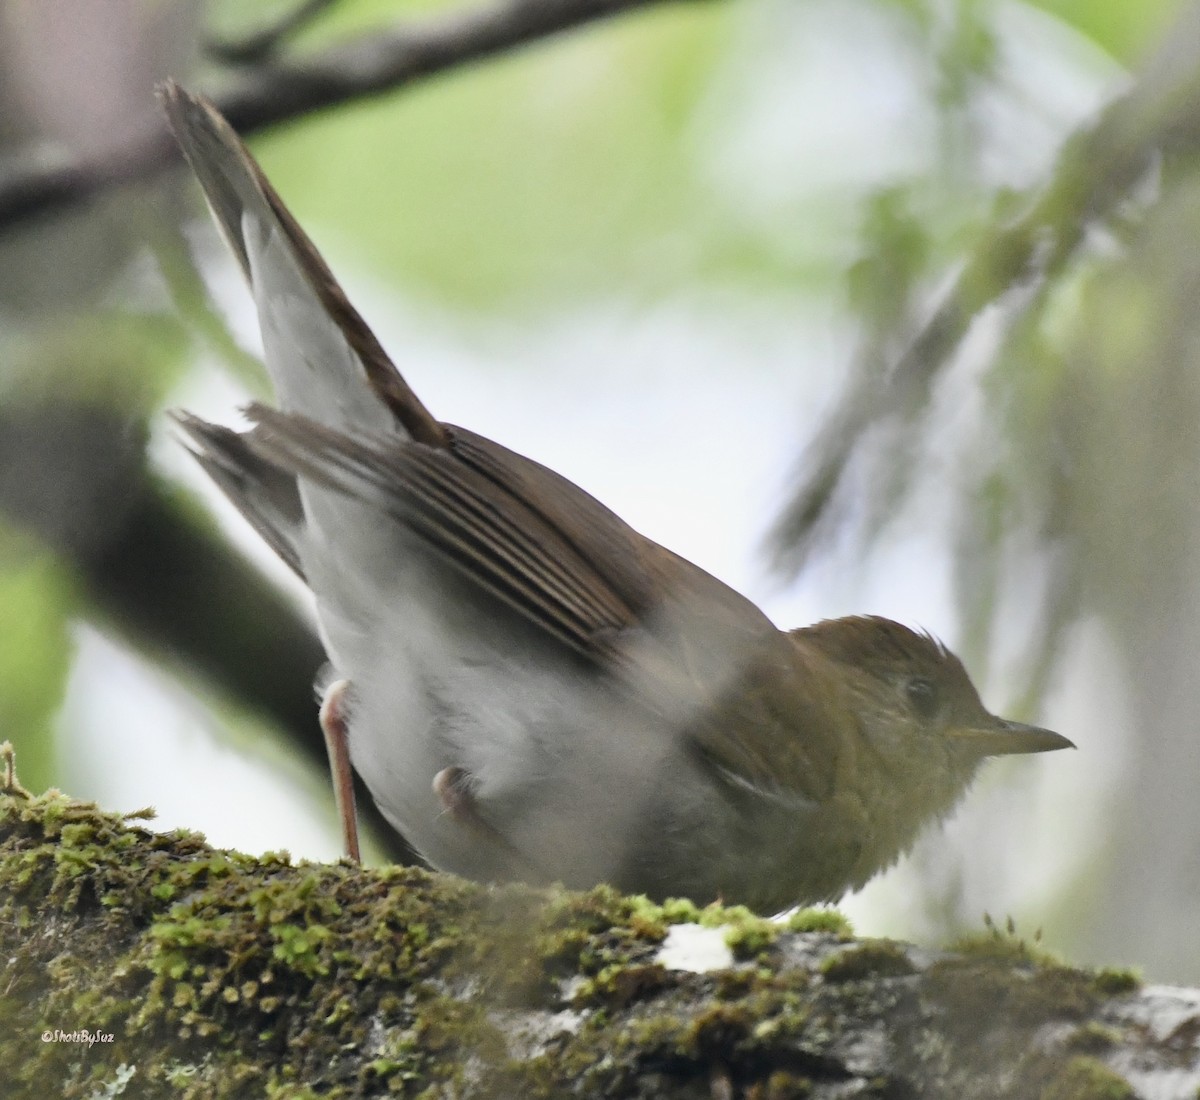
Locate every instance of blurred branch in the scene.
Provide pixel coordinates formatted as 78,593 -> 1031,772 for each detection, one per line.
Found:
0,401 -> 413,861
207,0 -> 341,65
86,479 -> 328,744
769,0 -> 1200,571
0,0 -> 698,234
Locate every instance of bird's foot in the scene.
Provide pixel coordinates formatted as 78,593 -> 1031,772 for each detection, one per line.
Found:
432,765 -> 484,826
433,765 -> 555,885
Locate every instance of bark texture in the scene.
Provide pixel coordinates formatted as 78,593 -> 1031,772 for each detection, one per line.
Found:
1,781 -> 1196,1099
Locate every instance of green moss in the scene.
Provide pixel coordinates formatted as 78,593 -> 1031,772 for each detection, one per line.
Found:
0,786 -> 498,1095
1064,1022 -> 1122,1053
1092,967 -> 1141,995
949,915 -> 1061,968
820,941 -> 916,984
762,1070 -> 814,1097
1040,1056 -> 1135,1100
0,761 -> 1162,1099
591,969 -> 817,1089
9,777 -> 789,1096
573,962 -> 672,1007
939,921 -> 1141,1043
926,950 -> 1103,1044
721,916 -> 779,959
785,907 -> 853,938
681,902 -> 778,959
658,897 -> 702,924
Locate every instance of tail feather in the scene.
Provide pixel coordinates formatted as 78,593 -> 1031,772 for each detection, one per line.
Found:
159,80 -> 446,446
171,409 -> 307,580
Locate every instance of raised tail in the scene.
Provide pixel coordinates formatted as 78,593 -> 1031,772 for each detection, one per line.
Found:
159,80 -> 445,445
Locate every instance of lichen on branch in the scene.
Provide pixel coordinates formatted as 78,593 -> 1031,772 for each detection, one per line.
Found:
0,762 -> 1190,1099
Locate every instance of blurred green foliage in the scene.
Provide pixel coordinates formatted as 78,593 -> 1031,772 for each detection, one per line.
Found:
0,528 -> 75,794
253,4 -> 732,306
4,0 -> 1188,791
1033,0 -> 1182,59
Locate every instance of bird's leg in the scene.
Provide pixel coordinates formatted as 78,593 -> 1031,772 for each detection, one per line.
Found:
319,679 -> 361,863
432,765 -> 484,826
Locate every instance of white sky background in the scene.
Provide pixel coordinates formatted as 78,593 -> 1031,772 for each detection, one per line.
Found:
58,0 -> 1124,948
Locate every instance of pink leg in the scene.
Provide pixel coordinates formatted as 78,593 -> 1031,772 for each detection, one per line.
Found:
320,679 -> 361,863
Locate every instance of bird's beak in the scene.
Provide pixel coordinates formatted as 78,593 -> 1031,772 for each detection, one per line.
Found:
949,719 -> 1075,757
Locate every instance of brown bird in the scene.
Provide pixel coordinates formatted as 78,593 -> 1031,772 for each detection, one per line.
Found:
161,82 -> 1072,914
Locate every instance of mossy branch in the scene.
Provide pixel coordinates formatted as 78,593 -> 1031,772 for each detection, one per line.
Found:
1,773 -> 1195,1099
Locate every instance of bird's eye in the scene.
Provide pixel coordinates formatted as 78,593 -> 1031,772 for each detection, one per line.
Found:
905,676 -> 938,717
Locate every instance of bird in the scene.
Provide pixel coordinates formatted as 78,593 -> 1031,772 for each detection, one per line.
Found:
159,81 -> 1073,914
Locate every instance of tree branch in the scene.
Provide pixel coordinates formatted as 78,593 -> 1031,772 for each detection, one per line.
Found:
2,781 -> 1195,1099
207,0 -> 342,65
769,0 -> 1200,571
0,0 -> 698,233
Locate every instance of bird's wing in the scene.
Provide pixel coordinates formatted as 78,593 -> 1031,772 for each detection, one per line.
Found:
239,403 -> 654,661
